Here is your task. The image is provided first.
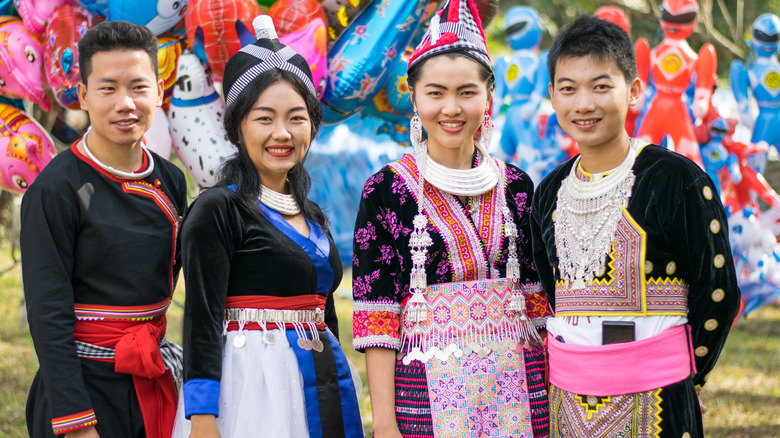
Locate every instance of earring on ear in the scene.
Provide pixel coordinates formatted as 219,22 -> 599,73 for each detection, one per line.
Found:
410,111 -> 424,154
480,109 -> 493,150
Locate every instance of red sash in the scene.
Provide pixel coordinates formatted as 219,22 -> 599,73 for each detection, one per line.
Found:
74,316 -> 176,438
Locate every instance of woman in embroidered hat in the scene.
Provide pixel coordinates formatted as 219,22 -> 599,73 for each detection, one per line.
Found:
351,1 -> 551,437
172,15 -> 362,438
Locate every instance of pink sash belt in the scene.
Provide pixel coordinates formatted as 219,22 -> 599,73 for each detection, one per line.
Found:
548,324 -> 696,396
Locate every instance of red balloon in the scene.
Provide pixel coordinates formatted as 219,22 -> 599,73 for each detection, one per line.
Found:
185,0 -> 261,79
268,0 -> 328,37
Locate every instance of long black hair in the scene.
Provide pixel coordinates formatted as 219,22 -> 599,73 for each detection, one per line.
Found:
218,69 -> 328,230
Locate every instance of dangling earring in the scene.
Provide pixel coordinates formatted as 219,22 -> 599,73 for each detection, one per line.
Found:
410,111 -> 424,154
480,110 -> 493,150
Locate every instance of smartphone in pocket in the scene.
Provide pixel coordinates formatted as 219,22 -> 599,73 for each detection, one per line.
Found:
602,321 -> 635,345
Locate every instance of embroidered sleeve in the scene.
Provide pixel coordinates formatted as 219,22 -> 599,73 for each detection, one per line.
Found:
51,409 -> 97,435
352,169 -> 406,351
676,174 -> 740,388
507,165 -> 550,328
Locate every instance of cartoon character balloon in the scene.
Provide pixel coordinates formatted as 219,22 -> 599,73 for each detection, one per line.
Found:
157,35 -> 185,112
109,0 -> 187,35
0,17 -> 52,111
14,0 -> 72,34
77,0 -> 109,17
635,0 -> 716,167
492,6 -> 549,175
44,5 -> 100,110
0,104 -> 56,193
167,52 -> 236,186
730,13 -> 780,174
185,0 -> 260,79
321,0 -> 429,124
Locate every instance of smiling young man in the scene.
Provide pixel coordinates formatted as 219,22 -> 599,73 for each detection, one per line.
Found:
20,21 -> 187,438
530,16 -> 740,437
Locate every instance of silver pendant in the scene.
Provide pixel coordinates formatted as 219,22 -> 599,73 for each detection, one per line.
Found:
263,331 -> 276,344
233,334 -> 246,349
297,338 -> 312,351
311,339 -> 324,353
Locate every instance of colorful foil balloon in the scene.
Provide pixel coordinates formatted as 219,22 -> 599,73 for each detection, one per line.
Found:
167,52 -> 236,186
279,18 -> 329,97
76,0 -> 109,17
0,103 -> 56,193
157,34 -> 185,112
318,0 -> 371,42
0,17 -> 52,111
321,0 -> 429,124
384,45 -> 413,117
185,0 -> 260,79
14,0 -> 72,34
44,5 -> 100,110
268,0 -> 328,36
109,0 -> 188,35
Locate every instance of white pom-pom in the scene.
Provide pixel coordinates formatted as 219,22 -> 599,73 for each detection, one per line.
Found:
253,15 -> 278,40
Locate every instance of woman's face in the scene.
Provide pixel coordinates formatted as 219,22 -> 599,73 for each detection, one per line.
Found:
412,55 -> 491,158
241,80 -> 311,186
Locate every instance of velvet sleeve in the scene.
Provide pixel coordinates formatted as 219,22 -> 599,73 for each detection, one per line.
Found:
20,178 -> 97,432
351,168 -> 405,352
181,188 -> 243,384
505,165 -> 551,326
674,173 -> 740,389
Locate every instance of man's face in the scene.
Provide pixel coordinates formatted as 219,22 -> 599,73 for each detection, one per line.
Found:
549,55 -> 639,153
77,49 -> 163,149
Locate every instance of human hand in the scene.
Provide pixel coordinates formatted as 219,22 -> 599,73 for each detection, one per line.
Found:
65,426 -> 100,438
696,388 -> 707,414
190,414 -> 221,438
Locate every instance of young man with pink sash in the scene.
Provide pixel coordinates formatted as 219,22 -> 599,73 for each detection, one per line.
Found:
530,15 -> 740,438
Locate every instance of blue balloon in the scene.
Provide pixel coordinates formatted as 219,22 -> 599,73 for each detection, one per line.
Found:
108,0 -> 186,36
322,0 -> 429,124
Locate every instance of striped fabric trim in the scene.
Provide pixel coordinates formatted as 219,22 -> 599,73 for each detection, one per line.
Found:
226,45 -> 316,107
75,338 -> 183,381
51,409 -> 97,435
352,301 -> 401,313
74,299 -> 171,320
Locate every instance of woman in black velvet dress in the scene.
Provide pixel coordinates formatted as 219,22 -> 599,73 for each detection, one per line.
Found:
172,17 -> 362,438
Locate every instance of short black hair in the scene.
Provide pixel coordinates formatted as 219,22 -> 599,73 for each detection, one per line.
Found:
548,15 -> 636,84
78,21 -> 158,85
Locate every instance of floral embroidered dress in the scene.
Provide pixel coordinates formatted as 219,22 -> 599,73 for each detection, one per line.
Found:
352,153 -> 551,438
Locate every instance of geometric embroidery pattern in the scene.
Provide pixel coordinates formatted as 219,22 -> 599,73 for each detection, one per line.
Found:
549,385 -> 662,438
427,349 -> 533,438
554,210 -> 687,317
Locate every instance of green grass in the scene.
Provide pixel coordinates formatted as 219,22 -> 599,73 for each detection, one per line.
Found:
2,252 -> 778,437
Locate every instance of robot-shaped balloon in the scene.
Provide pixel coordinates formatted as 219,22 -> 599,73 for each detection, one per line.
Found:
716,119 -> 780,213
491,6 -> 549,180
700,118 -> 741,195
635,0 -> 716,167
730,13 -> 780,173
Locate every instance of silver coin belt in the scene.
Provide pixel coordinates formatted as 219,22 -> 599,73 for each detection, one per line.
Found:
224,307 -> 326,352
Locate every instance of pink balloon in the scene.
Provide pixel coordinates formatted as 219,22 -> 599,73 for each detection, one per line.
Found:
279,17 -> 328,97
0,104 -> 56,193
0,17 -> 52,110
15,0 -> 74,34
